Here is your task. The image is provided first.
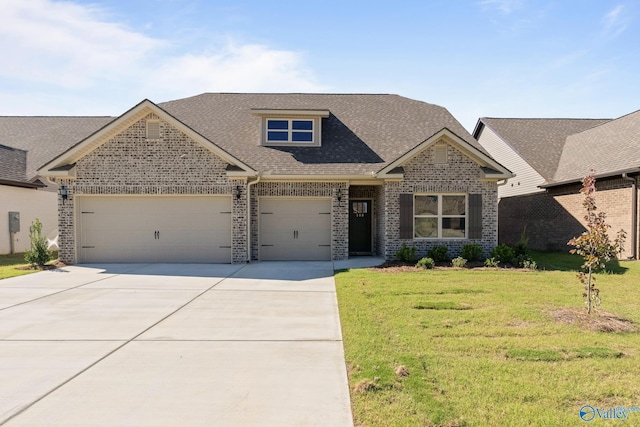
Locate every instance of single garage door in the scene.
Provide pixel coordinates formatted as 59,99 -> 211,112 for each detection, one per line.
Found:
77,196 -> 232,263
259,198 -> 331,261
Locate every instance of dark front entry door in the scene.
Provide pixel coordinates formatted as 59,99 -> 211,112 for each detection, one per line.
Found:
349,200 -> 372,255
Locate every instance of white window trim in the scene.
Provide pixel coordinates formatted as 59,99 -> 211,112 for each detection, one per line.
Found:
414,193 -> 468,239
266,118 -> 314,144
261,116 -> 322,147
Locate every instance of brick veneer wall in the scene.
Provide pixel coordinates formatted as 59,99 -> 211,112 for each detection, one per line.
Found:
384,143 -> 499,259
57,114 -> 247,264
499,176 -> 639,258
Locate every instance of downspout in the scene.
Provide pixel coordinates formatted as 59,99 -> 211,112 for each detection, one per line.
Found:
246,174 -> 261,262
622,173 -> 637,260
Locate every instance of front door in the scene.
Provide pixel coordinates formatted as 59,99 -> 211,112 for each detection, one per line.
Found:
349,200 -> 372,255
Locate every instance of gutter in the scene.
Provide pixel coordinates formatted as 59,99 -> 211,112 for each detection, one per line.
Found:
246,174 -> 261,262
0,178 -> 46,189
622,173 -> 638,260
539,167 -> 640,189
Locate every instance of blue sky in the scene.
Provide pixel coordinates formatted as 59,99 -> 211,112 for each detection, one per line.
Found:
1,0 -> 638,131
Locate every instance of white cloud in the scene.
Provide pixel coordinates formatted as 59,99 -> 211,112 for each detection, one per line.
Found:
602,4 -> 628,37
0,0 -> 325,113
146,41 -> 326,100
478,0 -> 524,15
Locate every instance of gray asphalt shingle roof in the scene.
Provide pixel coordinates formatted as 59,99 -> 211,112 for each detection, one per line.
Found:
478,118 -> 610,181
159,93 -> 485,175
553,109 -> 640,183
0,116 -> 114,184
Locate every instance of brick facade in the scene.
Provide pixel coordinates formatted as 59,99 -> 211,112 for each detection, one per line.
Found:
57,117 -> 500,264
384,143 -> 498,259
499,176 -> 639,258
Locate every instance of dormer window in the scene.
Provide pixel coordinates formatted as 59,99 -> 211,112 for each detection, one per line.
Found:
252,109 -> 330,147
267,119 -> 314,143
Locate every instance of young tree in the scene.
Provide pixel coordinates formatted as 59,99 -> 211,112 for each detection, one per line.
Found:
24,218 -> 53,267
568,172 -> 626,314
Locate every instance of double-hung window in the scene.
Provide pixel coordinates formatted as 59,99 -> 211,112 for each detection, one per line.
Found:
266,119 -> 314,144
414,194 -> 467,238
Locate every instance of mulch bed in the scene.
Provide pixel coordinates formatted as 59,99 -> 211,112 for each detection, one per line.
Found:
15,260 -> 68,271
549,307 -> 637,333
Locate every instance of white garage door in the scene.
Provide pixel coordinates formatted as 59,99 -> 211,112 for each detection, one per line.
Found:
77,196 -> 232,263
259,198 -> 331,261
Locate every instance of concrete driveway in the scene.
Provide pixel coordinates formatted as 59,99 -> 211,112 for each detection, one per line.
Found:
0,261 -> 360,426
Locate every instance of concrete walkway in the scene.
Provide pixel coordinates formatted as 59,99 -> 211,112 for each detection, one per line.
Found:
0,260 -> 382,426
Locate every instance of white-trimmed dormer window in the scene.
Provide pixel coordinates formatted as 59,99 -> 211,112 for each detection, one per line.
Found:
252,109 -> 330,147
267,119 -> 314,143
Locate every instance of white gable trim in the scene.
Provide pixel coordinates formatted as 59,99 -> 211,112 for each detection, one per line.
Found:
376,128 -> 513,180
37,99 -> 256,178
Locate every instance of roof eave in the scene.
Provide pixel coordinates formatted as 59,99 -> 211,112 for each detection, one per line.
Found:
540,167 -> 640,188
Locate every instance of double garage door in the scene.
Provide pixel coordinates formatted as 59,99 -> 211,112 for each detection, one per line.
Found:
77,196 -> 232,263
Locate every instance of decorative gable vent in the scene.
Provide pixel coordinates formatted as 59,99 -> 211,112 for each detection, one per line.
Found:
146,120 -> 161,140
434,143 -> 448,164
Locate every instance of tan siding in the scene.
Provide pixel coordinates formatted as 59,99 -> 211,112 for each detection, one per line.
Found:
477,126 -> 545,198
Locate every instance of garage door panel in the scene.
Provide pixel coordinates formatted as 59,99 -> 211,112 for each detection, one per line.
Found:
78,196 -> 232,263
259,198 -> 331,261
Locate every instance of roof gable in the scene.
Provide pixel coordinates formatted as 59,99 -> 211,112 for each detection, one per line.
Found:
377,128 -> 512,180
475,117 -> 610,181
38,100 -> 255,178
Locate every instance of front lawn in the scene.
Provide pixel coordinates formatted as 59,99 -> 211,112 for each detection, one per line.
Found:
0,252 -> 58,280
335,252 -> 640,426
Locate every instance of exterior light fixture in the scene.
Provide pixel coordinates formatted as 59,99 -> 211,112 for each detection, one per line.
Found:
234,185 -> 242,200
59,185 -> 68,204
336,189 -> 342,202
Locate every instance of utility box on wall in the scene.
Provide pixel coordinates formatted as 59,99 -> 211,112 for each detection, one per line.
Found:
9,212 -> 20,233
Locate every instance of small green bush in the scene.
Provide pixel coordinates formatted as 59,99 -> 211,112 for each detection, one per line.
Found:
484,257 -> 500,268
513,226 -> 530,257
518,255 -> 537,270
461,243 -> 483,261
395,242 -> 418,263
24,218 -> 53,267
416,257 -> 435,269
451,257 -> 467,268
490,244 -> 515,265
427,246 -> 450,263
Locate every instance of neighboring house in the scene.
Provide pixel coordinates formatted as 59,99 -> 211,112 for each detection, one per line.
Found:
474,112 -> 640,259
0,117 -> 113,254
37,93 -> 511,264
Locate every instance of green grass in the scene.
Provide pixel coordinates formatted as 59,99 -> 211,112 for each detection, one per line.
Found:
335,252 -> 640,426
0,252 -> 57,280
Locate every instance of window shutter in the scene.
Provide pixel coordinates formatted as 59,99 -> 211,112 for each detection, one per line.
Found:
469,194 -> 482,240
399,193 -> 413,239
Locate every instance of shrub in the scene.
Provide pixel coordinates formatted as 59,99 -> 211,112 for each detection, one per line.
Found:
427,246 -> 450,263
520,259 -> 537,270
490,244 -> 515,265
484,257 -> 500,268
516,253 -> 537,270
451,257 -> 467,268
461,243 -> 483,262
395,242 -> 418,263
416,257 -> 435,269
513,227 -> 530,257
24,218 -> 53,267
